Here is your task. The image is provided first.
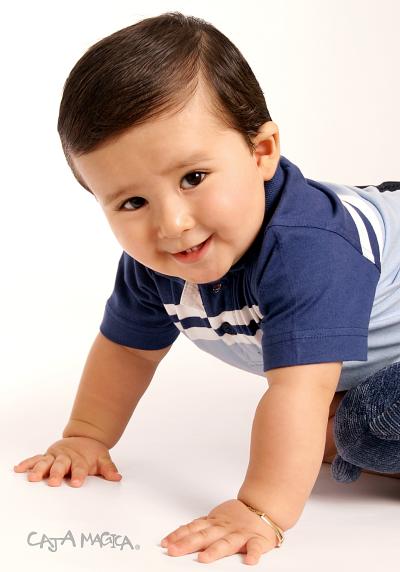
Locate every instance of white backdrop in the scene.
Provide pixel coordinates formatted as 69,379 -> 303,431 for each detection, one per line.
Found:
2,1 -> 399,571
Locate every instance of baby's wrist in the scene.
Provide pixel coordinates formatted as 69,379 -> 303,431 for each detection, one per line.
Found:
63,419 -> 112,449
237,480 -> 297,531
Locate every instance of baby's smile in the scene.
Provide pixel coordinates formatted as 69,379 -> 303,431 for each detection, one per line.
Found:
170,234 -> 213,264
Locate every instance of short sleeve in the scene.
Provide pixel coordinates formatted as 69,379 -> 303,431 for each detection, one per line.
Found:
258,227 -> 380,371
99,251 -> 180,350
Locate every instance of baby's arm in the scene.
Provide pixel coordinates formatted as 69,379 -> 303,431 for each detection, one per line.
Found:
15,332 -> 172,485
62,332 -> 171,448
237,362 -> 342,530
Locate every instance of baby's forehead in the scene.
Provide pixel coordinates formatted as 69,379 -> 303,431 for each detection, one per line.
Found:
113,114 -> 233,160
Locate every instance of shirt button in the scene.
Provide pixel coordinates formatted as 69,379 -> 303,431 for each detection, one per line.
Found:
221,321 -> 235,334
212,283 -> 222,293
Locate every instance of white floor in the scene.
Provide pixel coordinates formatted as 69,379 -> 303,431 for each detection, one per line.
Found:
3,335 -> 400,572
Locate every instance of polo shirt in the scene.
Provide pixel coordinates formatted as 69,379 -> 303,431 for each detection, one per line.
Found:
99,155 -> 400,391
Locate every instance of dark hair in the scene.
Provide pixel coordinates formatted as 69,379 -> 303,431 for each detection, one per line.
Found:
57,11 -> 272,193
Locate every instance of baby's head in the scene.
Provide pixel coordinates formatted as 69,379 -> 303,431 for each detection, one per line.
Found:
58,12 -> 280,284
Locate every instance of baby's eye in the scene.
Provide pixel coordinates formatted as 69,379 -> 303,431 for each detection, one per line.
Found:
181,171 -> 207,189
119,196 -> 146,211
118,171 -> 207,211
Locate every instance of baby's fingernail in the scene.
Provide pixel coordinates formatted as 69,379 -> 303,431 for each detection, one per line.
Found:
161,538 -> 168,547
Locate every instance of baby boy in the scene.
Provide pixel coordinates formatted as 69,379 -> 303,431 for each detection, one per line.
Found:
14,11 -> 400,566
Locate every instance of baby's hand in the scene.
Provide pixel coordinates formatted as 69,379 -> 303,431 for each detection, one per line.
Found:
13,437 -> 122,487
161,499 -> 281,565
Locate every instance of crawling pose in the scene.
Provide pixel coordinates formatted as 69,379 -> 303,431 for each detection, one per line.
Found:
14,12 -> 400,566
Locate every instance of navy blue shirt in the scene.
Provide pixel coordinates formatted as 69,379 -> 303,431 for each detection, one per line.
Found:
100,155 -> 400,391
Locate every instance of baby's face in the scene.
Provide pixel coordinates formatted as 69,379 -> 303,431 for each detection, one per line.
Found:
72,85 -> 279,284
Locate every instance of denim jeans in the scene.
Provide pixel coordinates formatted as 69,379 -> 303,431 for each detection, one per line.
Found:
333,360 -> 400,481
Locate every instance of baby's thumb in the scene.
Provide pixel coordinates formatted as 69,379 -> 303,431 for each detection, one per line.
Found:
98,455 -> 122,480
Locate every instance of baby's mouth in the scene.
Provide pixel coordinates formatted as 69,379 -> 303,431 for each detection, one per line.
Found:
171,235 -> 213,263
179,239 -> 207,254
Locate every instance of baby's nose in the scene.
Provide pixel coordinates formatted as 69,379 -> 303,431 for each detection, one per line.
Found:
156,199 -> 195,238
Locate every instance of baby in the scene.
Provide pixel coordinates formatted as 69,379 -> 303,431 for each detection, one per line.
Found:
14,11 -> 400,566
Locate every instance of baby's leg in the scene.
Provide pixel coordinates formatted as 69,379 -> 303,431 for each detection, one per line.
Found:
323,391 -> 347,463
323,391 -> 400,479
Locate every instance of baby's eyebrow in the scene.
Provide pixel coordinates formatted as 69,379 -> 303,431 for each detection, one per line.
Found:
103,153 -> 212,206
160,153 -> 212,175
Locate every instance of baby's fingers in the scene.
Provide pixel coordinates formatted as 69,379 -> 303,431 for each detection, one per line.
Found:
14,454 -> 46,472
47,454 -> 74,487
97,455 -> 122,481
14,454 -> 55,479
16,454 -> 56,481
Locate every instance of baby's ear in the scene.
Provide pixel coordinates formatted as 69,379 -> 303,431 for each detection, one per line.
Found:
251,121 -> 280,180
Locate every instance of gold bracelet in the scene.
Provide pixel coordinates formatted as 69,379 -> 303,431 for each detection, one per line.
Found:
242,502 -> 285,548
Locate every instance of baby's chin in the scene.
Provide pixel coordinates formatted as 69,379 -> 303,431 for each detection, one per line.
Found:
177,265 -> 232,285
136,248 -> 234,283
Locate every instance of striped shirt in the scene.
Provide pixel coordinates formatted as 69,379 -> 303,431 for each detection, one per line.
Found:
99,155 -> 400,391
